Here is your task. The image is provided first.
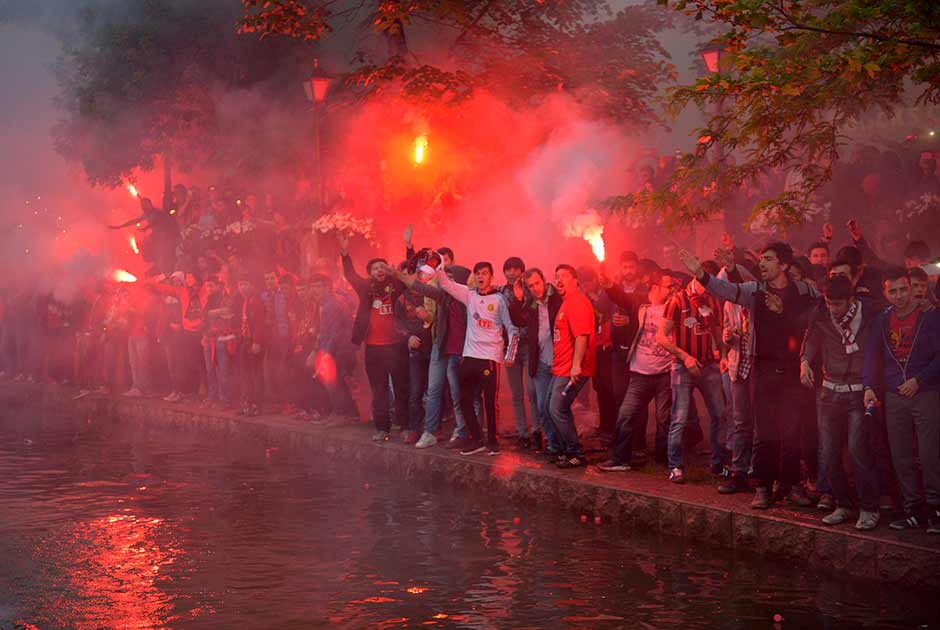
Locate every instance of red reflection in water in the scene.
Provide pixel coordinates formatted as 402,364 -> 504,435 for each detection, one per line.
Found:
62,513 -> 181,629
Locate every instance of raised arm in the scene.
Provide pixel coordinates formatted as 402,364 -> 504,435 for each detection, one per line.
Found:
436,266 -> 470,305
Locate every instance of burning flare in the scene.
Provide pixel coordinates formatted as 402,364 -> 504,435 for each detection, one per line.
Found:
564,210 -> 606,262
126,184 -> 139,198
413,135 -> 428,165
111,269 -> 137,283
129,236 -> 139,255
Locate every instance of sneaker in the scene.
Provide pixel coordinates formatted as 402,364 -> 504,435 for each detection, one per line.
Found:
855,510 -> 880,531
460,443 -> 486,456
487,444 -> 501,456
710,464 -> 732,478
402,431 -> 420,445
597,459 -> 630,472
517,437 -> 531,451
668,467 -> 684,484
415,432 -> 438,449
447,435 -> 471,450
163,392 -> 181,402
927,509 -> 940,535
751,487 -> 772,510
787,486 -> 813,507
123,388 -> 143,397
248,405 -> 261,417
93,386 -> 108,394
72,389 -> 91,401
817,494 -> 835,511
879,495 -> 897,511
889,513 -> 923,530
371,430 -> 390,442
822,507 -> 852,525
717,474 -> 749,495
539,449 -> 562,461
556,455 -> 587,469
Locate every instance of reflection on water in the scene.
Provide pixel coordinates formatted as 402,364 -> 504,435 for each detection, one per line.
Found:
0,411 -> 934,629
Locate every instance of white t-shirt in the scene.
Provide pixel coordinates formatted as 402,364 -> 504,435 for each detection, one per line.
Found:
630,303 -> 672,375
437,271 -> 518,362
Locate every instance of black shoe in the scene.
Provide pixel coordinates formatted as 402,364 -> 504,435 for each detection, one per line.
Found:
711,464 -> 732,478
517,437 -> 531,451
530,431 -> 543,451
718,474 -> 749,495
539,448 -> 561,460
556,455 -> 587,469
447,436 -> 471,450
487,444 -> 501,456
889,513 -> 924,530
460,442 -> 486,456
927,509 -> 940,535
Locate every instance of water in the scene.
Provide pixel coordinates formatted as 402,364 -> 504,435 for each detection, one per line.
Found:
0,411 -> 935,630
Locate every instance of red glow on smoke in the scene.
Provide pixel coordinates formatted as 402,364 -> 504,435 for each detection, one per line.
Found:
314,351 -> 337,386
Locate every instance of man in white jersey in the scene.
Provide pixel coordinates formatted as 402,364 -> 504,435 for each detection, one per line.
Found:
437,261 -> 519,455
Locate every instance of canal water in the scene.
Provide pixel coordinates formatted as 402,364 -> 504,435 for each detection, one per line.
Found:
0,410 -> 934,630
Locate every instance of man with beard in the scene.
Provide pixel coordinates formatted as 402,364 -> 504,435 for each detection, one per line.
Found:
679,242 -> 819,509
339,233 -> 410,442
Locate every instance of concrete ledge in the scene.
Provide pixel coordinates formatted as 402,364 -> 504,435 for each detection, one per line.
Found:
4,383 -> 939,590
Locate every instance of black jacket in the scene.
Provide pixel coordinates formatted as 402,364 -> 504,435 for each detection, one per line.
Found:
508,283 -> 563,377
341,253 -> 408,346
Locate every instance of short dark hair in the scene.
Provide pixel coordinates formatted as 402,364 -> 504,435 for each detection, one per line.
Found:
904,240 -> 931,260
620,250 -> 639,264
366,258 -> 388,273
555,263 -> 578,278
524,268 -> 545,282
825,275 -> 854,301
908,266 -> 929,282
576,266 -> 597,282
503,256 -> 526,272
437,247 -> 454,261
835,245 -> 863,268
808,241 -> 830,254
473,261 -> 493,274
647,269 -> 665,287
883,266 -> 910,285
761,241 -> 794,266
829,259 -> 859,277
701,260 -> 720,277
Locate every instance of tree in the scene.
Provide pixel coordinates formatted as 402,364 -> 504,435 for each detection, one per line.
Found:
54,0 -> 310,193
241,0 -> 675,126
644,0 -> 940,230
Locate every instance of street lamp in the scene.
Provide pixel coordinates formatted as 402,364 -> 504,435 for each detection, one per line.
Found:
303,58 -> 333,213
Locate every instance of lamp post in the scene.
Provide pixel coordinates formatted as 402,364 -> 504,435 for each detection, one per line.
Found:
303,58 -> 333,213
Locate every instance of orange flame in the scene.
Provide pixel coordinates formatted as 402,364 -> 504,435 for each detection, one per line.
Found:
129,236 -> 139,255
111,269 -> 137,283
126,184 -> 139,198
413,135 -> 428,165
563,210 -> 606,262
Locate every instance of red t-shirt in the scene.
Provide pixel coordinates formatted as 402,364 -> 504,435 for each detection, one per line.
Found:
552,290 -> 597,377
365,290 -> 400,346
888,306 -> 922,367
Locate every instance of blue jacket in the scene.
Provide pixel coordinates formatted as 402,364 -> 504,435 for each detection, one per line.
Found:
863,306 -> 940,393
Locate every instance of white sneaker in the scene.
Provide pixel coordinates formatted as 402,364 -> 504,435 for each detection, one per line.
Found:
822,507 -> 852,525
123,388 -> 143,397
855,510 -> 880,531
163,392 -> 181,402
415,432 -> 437,449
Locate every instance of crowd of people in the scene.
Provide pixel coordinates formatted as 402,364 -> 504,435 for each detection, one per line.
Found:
2,161 -> 940,538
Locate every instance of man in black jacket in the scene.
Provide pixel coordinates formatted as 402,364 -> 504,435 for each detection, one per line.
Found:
339,234 -> 410,441
801,276 -> 880,530
508,268 -> 563,454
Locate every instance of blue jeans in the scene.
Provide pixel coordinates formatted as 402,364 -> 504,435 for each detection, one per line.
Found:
817,389 -> 879,511
127,335 -> 151,393
423,344 -> 466,437
533,361 -> 557,449
547,375 -> 588,457
505,345 -> 539,437
409,351 -> 430,433
667,362 -> 728,470
214,338 -> 236,404
729,375 -> 754,475
203,339 -> 219,401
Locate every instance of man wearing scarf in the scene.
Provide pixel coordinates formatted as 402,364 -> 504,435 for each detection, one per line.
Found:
801,276 -> 880,530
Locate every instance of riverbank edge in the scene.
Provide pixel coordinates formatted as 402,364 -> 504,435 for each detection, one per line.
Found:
5,383 -> 939,590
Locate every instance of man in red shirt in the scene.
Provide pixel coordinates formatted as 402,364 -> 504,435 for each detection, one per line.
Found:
547,264 -> 596,468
